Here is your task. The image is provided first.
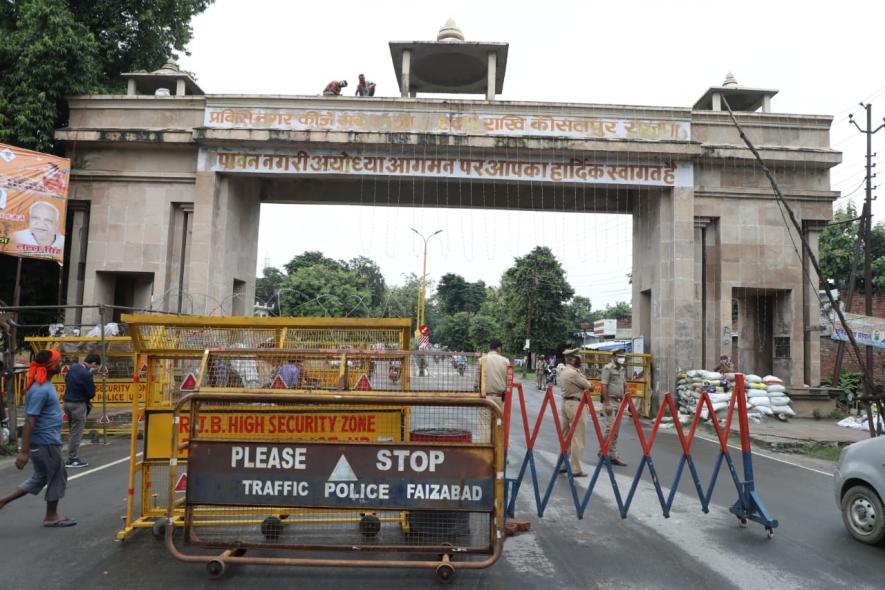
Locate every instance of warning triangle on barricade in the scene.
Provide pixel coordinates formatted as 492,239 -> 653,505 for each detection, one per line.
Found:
137,413 -> 145,423
270,374 -> 287,389
98,415 -> 111,425
62,413 -> 69,423
354,374 -> 372,390
174,473 -> 188,493
139,362 -> 148,376
98,365 -> 109,376
180,372 -> 197,392
61,365 -> 70,375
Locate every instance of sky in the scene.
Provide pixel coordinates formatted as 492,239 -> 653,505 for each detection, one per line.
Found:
178,0 -> 885,308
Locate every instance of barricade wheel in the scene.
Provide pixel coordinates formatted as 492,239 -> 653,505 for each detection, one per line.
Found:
151,520 -> 167,541
359,514 -> 382,537
206,560 -> 226,579
436,563 -> 455,584
738,517 -> 748,528
261,516 -> 284,540
766,527 -> 774,540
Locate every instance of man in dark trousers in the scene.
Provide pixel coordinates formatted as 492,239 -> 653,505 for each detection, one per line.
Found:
63,353 -> 100,468
0,349 -> 76,527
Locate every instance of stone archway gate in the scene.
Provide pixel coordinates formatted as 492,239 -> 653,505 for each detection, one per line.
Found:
56,90 -> 838,394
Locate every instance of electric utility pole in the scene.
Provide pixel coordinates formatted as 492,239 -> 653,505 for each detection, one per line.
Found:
849,103 -> 884,405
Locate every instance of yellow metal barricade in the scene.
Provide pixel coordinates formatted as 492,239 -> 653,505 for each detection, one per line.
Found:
164,392 -> 503,581
118,314 -> 419,542
577,350 -> 653,418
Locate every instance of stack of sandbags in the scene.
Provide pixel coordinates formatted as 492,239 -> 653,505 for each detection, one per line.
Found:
744,374 -> 795,419
676,369 -> 770,424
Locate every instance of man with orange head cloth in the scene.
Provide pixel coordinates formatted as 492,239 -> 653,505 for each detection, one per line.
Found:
0,349 -> 76,527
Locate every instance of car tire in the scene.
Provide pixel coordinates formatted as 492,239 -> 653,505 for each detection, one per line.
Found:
841,484 -> 885,545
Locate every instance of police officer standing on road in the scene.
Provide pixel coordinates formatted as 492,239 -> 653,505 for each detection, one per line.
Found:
63,353 -> 100,468
478,340 -> 510,408
535,354 -> 547,390
558,350 -> 590,477
600,349 -> 628,467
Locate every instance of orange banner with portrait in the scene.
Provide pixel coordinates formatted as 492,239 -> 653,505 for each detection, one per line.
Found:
0,143 -> 70,263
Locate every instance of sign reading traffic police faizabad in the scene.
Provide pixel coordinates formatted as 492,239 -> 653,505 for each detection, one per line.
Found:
187,441 -> 494,511
0,143 -> 70,263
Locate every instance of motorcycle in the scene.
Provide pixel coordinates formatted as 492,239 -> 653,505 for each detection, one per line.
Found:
388,362 -> 402,383
544,365 -> 557,386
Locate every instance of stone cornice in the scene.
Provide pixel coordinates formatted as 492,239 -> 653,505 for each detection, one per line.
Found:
695,187 -> 839,201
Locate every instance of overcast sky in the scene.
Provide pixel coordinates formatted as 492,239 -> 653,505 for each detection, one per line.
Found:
179,0 -> 884,308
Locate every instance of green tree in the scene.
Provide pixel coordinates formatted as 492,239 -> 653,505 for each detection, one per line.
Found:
0,0 -> 212,152
284,251 -> 340,275
434,311 -> 472,351
435,273 -> 486,315
499,247 -> 574,355
818,203 -> 885,291
254,266 -> 286,311
346,256 -> 386,314
566,295 -> 594,329
468,314 -> 497,351
279,264 -> 372,318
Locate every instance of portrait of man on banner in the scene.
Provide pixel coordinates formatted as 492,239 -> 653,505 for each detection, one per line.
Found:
0,144 -> 70,264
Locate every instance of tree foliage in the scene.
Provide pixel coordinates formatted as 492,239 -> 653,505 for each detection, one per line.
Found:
819,203 -> 885,291
435,273 -> 486,315
0,0 -> 212,152
566,295 -> 594,328
498,247 -> 574,355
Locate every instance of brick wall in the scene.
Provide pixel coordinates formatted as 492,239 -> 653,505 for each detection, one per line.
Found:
820,290 -> 885,384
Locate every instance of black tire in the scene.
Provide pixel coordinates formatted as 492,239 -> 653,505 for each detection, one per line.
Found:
841,485 -> 885,545
206,560 -> 226,579
359,514 -> 382,537
261,516 -> 284,541
436,563 -> 455,584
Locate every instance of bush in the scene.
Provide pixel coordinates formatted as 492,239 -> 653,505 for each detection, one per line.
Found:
812,408 -> 822,420
820,370 -> 863,405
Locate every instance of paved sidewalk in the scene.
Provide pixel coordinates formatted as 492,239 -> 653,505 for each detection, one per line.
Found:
733,417 -> 871,447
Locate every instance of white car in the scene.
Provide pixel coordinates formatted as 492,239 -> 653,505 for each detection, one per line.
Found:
834,436 -> 885,545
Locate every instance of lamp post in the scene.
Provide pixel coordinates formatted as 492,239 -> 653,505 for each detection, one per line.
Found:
411,228 -> 442,339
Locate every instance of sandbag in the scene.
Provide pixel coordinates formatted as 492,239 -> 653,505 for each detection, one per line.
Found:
709,393 -> 732,403
705,371 -> 723,380
687,370 -> 700,378
769,396 -> 791,406
766,384 -> 786,394
750,383 -> 768,390
775,406 -> 796,417
747,389 -> 769,398
762,375 -> 783,385
756,405 -> 775,416
749,397 -> 771,407
746,374 -> 762,384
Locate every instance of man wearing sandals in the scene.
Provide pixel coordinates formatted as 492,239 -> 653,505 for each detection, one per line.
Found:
0,349 -> 76,527
558,350 -> 591,477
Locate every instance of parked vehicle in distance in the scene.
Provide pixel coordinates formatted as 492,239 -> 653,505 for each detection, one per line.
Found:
834,436 -> 885,545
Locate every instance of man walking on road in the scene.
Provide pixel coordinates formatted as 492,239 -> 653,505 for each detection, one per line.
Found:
64,353 -> 100,468
558,350 -> 590,477
478,340 -> 510,408
0,349 -> 76,527
600,348 -> 628,467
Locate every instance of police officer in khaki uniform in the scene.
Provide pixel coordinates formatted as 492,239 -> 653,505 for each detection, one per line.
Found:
479,340 -> 510,408
600,348 -> 628,467
558,350 -> 590,477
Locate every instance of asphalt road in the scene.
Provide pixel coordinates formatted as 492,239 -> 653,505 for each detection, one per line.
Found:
1,376 -> 882,589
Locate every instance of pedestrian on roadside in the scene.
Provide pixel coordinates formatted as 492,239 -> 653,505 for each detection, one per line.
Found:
355,74 -> 376,96
478,340 -> 510,408
535,354 -> 547,390
558,350 -> 590,477
600,348 -> 628,467
63,352 -> 100,468
0,349 -> 76,527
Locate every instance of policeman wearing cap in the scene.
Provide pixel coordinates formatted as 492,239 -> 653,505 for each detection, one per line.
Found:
558,349 -> 590,477
600,349 -> 628,466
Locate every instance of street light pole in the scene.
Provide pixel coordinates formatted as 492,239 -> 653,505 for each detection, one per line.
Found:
411,228 -> 442,338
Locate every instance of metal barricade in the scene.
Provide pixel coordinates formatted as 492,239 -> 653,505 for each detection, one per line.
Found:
504,373 -> 778,537
577,350 -> 653,418
164,392 -> 504,581
117,315 -> 417,542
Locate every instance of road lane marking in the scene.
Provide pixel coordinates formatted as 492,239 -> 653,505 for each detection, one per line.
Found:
691,434 -> 835,477
69,453 -> 142,481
